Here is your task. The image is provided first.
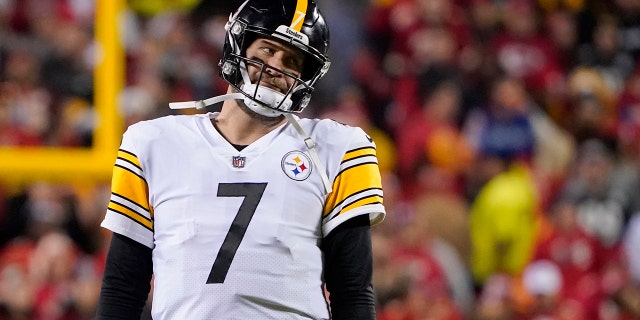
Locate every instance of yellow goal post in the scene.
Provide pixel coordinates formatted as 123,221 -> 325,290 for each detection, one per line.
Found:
0,0 -> 125,185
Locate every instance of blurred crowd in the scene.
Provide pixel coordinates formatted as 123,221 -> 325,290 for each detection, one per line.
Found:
1,0 -> 640,319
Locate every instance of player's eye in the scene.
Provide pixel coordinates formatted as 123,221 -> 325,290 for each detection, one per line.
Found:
285,56 -> 303,73
260,46 -> 275,55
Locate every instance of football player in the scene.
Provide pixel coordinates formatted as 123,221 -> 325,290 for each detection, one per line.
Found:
96,0 -> 386,319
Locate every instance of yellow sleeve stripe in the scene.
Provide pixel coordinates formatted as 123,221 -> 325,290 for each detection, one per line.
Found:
108,200 -> 153,231
342,146 -> 376,162
112,165 -> 151,212
291,0 -> 308,31
335,161 -> 379,181
324,162 -> 383,216
323,187 -> 383,218
118,149 -> 141,169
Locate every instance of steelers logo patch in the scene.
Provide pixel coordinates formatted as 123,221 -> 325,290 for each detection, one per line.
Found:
281,151 -> 312,181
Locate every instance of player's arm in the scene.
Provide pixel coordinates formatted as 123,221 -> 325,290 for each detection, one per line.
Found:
98,128 -> 155,319
322,214 -> 375,320
97,232 -> 153,319
320,126 -> 385,319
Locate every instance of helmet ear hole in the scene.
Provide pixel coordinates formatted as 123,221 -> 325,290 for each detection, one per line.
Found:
219,0 -> 330,115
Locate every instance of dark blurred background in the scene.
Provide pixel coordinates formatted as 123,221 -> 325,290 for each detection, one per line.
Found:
1,0 -> 640,319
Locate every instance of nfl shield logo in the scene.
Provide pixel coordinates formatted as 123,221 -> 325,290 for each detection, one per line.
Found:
232,156 -> 246,168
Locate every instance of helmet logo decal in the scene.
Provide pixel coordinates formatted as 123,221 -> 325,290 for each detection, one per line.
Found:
281,151 -> 312,181
291,0 -> 308,31
274,26 -> 309,45
285,27 -> 304,41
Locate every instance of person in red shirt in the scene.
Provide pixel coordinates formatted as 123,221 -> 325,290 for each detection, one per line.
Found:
531,197 -> 604,318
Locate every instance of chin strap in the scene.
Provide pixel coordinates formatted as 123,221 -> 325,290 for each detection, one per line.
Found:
285,113 -> 332,195
169,93 -> 246,110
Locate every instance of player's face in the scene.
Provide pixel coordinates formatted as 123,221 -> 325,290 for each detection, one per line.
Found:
245,38 -> 305,94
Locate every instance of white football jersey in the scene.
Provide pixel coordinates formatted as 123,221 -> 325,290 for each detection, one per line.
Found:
101,112 -> 385,319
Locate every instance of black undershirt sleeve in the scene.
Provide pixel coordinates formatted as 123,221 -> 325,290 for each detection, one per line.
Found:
321,214 -> 376,320
96,233 -> 153,320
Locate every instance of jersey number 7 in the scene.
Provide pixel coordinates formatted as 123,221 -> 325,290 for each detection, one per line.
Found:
207,182 -> 267,284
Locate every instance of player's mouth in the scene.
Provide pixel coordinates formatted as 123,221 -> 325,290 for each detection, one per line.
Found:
258,79 -> 287,95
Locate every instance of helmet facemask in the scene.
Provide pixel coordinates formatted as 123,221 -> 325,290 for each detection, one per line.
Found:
219,4 -> 330,117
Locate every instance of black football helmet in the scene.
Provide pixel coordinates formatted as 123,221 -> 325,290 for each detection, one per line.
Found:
219,0 -> 331,116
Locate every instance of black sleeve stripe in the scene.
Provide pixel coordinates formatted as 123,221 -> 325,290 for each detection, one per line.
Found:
325,201 -> 384,224
119,148 -> 137,157
110,199 -> 152,223
325,188 -> 383,220
345,146 -> 376,155
117,156 -> 143,171
340,154 -> 377,165
112,192 -> 151,213
327,187 -> 382,213
114,164 -> 148,183
107,207 -> 154,232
